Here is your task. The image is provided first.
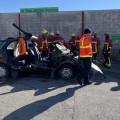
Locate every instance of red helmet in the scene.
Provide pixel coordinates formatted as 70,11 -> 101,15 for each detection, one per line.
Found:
55,31 -> 60,35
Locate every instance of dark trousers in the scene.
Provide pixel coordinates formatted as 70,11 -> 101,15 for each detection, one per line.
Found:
12,50 -> 35,66
77,57 -> 92,83
70,46 -> 79,56
41,51 -> 48,58
103,52 -> 111,66
92,53 -> 97,61
12,54 -> 27,66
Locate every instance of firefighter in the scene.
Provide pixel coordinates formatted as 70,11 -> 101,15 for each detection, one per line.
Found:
102,32 -> 112,68
69,33 -> 75,50
49,32 -> 54,43
77,28 -> 92,85
69,33 -> 78,56
53,31 -> 69,49
37,29 -> 50,60
91,32 -> 100,61
48,32 -> 55,60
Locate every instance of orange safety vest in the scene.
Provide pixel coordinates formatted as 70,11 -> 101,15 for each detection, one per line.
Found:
79,34 -> 92,57
18,37 -> 26,55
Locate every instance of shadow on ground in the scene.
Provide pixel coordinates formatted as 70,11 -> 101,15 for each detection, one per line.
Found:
92,62 -> 120,91
2,80 -> 80,120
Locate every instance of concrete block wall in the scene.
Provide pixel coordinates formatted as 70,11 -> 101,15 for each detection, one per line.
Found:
20,11 -> 82,42
0,13 -> 19,39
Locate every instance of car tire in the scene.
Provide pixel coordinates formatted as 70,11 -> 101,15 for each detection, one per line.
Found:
0,64 -> 9,78
58,65 -> 75,80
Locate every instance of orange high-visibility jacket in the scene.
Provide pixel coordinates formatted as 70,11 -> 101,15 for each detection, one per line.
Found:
79,34 -> 92,57
91,37 -> 100,53
18,37 -> 26,55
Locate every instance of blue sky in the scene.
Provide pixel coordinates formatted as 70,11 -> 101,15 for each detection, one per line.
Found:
0,0 -> 120,13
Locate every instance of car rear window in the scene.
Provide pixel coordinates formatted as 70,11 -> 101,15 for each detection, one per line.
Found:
0,41 -> 5,49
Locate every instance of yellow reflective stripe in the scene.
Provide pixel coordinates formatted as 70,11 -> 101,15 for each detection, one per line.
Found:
95,45 -> 97,53
75,40 -> 79,44
54,40 -> 61,42
104,42 -> 109,50
80,46 -> 92,48
81,37 -> 86,47
92,42 -> 97,53
104,42 -> 112,51
80,55 -> 92,57
91,42 -> 97,43
40,41 -> 48,48
106,57 -> 111,67
47,42 -> 52,48
40,41 -> 44,48
94,44 -> 97,53
108,57 -> 111,65
47,42 -> 52,45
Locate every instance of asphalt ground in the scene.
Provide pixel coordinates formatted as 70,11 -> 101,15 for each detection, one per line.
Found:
0,61 -> 120,120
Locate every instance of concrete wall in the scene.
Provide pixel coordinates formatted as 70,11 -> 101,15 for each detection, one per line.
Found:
0,13 -> 19,39
0,10 -> 120,58
20,11 -> 82,41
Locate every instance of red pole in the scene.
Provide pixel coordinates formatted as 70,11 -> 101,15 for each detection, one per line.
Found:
82,11 -> 84,35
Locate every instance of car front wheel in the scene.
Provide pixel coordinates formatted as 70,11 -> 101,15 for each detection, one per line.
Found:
58,65 -> 74,79
0,64 -> 9,78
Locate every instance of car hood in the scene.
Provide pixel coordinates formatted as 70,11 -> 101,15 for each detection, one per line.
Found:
55,43 -> 70,54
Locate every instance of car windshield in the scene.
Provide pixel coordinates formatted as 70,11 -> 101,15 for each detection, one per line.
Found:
0,41 -> 6,49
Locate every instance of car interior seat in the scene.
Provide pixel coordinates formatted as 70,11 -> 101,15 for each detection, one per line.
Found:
28,42 -> 41,62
